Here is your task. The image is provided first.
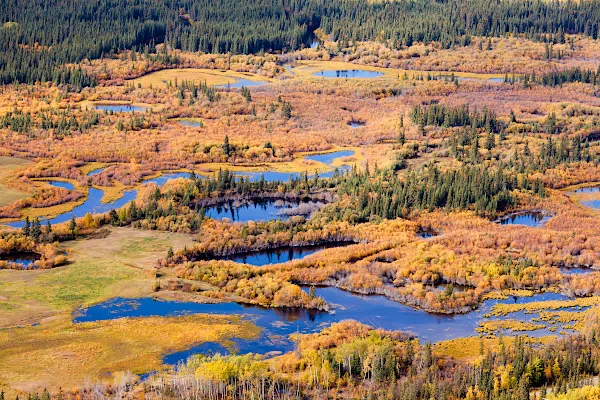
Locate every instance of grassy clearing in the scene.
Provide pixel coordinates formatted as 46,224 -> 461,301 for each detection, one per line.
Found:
131,68 -> 270,88
0,315 -> 259,394
434,335 -> 554,362
0,227 -> 195,328
0,156 -> 31,206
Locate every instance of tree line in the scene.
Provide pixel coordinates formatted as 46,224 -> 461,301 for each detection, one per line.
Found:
2,0 -> 600,84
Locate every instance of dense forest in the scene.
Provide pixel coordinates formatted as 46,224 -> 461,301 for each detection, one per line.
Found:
2,0 -> 600,84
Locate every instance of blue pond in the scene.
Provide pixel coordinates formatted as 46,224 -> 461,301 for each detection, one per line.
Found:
497,212 -> 551,227
304,150 -> 355,165
95,105 -> 149,113
87,167 -> 107,176
581,200 -> 600,209
489,78 -> 504,83
203,199 -> 320,223
348,121 -> 365,128
73,289 -> 573,366
575,186 -> 600,194
46,181 -> 75,191
218,78 -> 266,90
178,120 -> 203,127
0,251 -> 41,268
561,267 -> 597,275
235,150 -> 354,182
313,70 -> 383,79
215,242 -> 351,266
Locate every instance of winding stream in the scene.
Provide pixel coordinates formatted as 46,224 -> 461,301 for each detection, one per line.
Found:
4,151 -> 353,228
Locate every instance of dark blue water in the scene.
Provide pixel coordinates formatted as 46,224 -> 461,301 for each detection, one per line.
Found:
497,212 -> 551,227
417,228 -> 438,239
313,70 -> 383,79
73,289 -> 573,366
46,181 -> 75,190
95,105 -> 149,113
215,242 -> 351,266
218,78 -> 266,89
0,252 -> 41,268
87,168 -> 107,176
204,200 -> 318,223
5,188 -> 138,228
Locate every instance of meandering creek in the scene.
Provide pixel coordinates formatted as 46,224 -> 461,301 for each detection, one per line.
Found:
3,151 -> 354,228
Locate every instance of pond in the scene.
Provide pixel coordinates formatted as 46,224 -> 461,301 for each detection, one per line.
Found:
497,212 -> 551,227
313,70 -> 383,79
178,120 -> 203,127
580,199 -> 600,210
235,150 -> 354,183
46,181 -> 75,191
574,186 -> 600,194
488,78 -> 504,83
0,251 -> 41,268
203,199 -> 324,223
303,150 -> 355,165
95,104 -> 150,113
87,167 -> 107,176
217,78 -> 267,90
417,227 -> 439,239
348,121 -> 365,128
73,289 -> 574,367
560,267 -> 598,275
212,242 -> 354,266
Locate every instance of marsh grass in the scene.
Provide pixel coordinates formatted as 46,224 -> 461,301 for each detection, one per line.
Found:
131,68 -> 270,88
0,315 -> 259,394
0,156 -> 31,207
0,228 -> 195,328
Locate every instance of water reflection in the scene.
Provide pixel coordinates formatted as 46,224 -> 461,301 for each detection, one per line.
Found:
74,288 -> 575,366
313,70 -> 383,79
497,212 -> 551,227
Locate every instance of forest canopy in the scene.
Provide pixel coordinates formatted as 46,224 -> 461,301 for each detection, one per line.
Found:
2,0 -> 600,84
